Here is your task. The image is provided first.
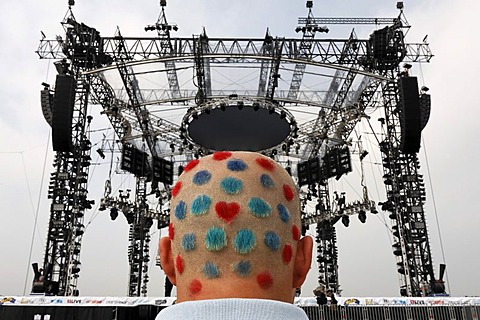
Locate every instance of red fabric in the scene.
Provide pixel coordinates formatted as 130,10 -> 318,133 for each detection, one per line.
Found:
184,159 -> 200,172
256,272 -> 273,290
172,181 -> 182,198
292,225 -> 300,241
188,279 -> 202,296
282,244 -> 293,264
213,151 -> 232,161
255,157 -> 275,171
215,201 -> 240,224
168,223 -> 174,240
283,184 -> 294,201
175,254 -> 184,274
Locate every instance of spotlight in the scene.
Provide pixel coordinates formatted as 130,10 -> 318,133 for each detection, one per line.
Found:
403,63 -> 412,70
358,210 -> 367,223
110,208 -> 118,221
421,86 -> 430,92
341,215 -> 350,227
396,2 -> 404,10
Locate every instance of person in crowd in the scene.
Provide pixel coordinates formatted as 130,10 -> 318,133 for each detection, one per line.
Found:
157,151 -> 313,320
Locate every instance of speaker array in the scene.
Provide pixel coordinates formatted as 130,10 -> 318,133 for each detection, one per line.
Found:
52,75 -> 76,152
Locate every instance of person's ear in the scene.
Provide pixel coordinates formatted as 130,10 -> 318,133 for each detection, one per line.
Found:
292,235 -> 313,289
159,237 -> 177,285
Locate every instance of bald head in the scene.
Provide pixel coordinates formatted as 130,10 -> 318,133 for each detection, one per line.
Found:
159,151 -> 312,303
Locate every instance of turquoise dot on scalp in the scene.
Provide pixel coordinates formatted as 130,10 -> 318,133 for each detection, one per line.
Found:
234,229 -> 256,254
248,197 -> 272,218
220,177 -> 243,195
202,261 -> 220,279
181,233 -> 196,251
205,226 -> 227,251
191,195 -> 212,215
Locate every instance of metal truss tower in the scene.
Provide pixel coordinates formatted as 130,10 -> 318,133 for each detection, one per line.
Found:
37,0 -> 440,297
40,10 -> 102,296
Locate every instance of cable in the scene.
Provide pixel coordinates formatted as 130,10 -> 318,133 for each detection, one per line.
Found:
23,131 -> 50,295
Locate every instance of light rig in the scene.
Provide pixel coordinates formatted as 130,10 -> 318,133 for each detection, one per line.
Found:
35,0 -> 446,297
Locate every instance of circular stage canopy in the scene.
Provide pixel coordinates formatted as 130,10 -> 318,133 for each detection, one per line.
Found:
187,106 -> 291,151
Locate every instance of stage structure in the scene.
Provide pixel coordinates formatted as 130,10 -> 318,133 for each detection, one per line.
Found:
36,0 -> 445,297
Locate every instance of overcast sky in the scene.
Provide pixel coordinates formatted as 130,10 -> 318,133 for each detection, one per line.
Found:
1,0 -> 479,298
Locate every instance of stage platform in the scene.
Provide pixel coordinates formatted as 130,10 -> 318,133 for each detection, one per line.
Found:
1,296 -> 479,319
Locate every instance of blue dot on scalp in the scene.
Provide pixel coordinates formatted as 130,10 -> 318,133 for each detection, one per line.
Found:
264,231 -> 281,251
182,233 -> 196,251
193,170 -> 212,185
248,197 -> 272,218
175,201 -> 187,220
260,174 -> 275,189
227,159 -> 248,171
220,177 -> 243,195
205,226 -> 227,251
234,229 -> 256,254
277,204 -> 291,223
203,261 -> 220,279
191,195 -> 211,215
233,260 -> 252,277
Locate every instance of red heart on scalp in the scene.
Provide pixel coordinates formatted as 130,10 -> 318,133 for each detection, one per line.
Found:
215,201 -> 240,224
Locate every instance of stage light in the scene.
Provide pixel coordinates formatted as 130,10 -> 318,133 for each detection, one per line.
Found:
358,210 -> 367,223
403,63 -> 412,70
341,215 -> 350,227
295,27 -> 302,33
110,208 -> 118,221
253,102 -> 260,111
396,2 -> 404,10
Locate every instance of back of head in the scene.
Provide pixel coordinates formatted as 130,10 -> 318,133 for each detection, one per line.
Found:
159,151 -> 312,303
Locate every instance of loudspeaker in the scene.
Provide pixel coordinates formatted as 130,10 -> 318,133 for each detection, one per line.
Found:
297,157 -> 320,186
399,77 -> 421,154
52,75 -> 76,152
152,156 -> 174,185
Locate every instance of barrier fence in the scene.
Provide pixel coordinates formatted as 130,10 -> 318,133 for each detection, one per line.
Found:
1,296 -> 479,320
302,305 -> 480,320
